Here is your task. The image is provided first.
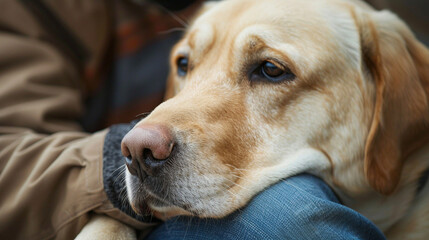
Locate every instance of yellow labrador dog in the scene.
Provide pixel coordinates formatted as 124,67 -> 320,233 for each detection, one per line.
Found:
79,0 -> 429,239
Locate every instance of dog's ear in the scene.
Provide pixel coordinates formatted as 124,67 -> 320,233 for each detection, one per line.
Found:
354,9 -> 429,194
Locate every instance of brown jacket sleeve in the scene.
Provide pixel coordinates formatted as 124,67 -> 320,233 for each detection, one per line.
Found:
0,25 -> 110,240
0,2 -> 153,240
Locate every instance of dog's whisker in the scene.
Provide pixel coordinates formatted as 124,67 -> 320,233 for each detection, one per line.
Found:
135,112 -> 151,119
120,187 -> 129,208
224,163 -> 249,173
225,188 -> 244,215
156,4 -> 189,28
159,27 -> 186,35
111,165 -> 126,176
226,188 -> 240,200
228,172 -> 260,186
112,167 -> 126,186
223,177 -> 251,191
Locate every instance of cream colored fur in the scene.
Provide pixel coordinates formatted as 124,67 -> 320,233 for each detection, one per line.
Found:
81,0 -> 429,239
75,215 -> 135,240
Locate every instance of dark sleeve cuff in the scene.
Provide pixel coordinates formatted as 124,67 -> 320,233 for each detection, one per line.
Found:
103,121 -> 156,223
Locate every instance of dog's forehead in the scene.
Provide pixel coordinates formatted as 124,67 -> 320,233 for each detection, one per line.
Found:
190,0 -> 333,41
181,0 -> 360,72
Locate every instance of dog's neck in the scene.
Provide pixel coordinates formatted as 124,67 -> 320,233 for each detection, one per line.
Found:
326,142 -> 429,232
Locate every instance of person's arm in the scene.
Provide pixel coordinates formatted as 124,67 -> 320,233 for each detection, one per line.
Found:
0,21 -> 105,240
0,6 -> 153,240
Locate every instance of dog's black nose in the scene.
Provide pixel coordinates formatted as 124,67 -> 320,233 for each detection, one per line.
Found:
121,124 -> 175,178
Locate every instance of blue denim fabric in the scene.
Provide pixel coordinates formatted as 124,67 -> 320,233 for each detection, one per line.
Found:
145,174 -> 386,240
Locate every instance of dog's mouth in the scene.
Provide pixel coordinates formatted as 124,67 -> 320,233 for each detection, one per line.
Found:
140,179 -> 180,210
127,173 -> 176,212
144,193 -> 175,212
129,184 -> 199,217
125,159 -> 245,218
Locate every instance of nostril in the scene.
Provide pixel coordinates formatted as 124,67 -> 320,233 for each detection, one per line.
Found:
122,145 -> 138,176
143,148 -> 168,170
143,148 -> 163,161
125,154 -> 132,164
124,156 -> 138,176
143,148 -> 151,159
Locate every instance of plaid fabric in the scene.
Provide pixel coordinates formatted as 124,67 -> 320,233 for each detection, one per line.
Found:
82,0 -> 203,132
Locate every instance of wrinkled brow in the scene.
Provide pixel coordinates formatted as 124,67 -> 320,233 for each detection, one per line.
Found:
187,23 -> 215,55
233,27 -> 301,76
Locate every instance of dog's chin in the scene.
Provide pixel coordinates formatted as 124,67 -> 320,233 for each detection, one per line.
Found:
125,175 -> 195,218
148,201 -> 194,220
129,190 -> 194,219
125,164 -> 251,219
128,183 -> 240,219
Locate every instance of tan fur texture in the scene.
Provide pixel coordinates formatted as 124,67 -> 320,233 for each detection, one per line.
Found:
122,0 -> 429,239
75,215 -> 136,240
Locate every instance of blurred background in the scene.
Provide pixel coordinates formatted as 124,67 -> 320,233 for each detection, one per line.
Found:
365,0 -> 429,46
95,0 -> 429,130
0,0 -> 427,133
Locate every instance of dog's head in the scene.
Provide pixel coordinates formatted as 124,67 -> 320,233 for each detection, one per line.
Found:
122,0 -> 429,218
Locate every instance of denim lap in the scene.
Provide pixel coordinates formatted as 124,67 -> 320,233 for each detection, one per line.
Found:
146,174 -> 386,240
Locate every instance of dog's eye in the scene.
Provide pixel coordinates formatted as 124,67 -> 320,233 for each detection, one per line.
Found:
252,61 -> 295,82
177,57 -> 189,76
262,62 -> 284,78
